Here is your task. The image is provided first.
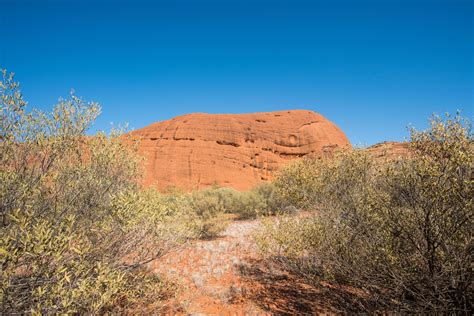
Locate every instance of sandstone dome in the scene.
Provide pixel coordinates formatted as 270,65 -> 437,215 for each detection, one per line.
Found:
128,110 -> 351,190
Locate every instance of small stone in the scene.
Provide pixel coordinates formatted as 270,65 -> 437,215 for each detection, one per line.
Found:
192,273 -> 205,287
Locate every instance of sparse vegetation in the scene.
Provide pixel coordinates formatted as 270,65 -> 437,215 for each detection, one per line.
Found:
164,183 -> 291,226
258,113 -> 473,313
163,186 -> 235,239
0,70 -> 206,313
2,68 -> 472,313
0,69 -> 288,313
231,182 -> 294,219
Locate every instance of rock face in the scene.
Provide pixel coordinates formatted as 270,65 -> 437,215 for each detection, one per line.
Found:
367,141 -> 411,160
128,110 -> 351,190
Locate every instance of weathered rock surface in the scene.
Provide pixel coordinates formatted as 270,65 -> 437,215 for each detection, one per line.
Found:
128,110 -> 350,190
367,141 -> 411,160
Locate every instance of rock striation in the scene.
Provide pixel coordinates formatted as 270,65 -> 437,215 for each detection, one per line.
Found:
128,110 -> 351,190
367,141 -> 411,160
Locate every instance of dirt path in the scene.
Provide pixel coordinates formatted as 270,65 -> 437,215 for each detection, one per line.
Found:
149,219 -> 265,314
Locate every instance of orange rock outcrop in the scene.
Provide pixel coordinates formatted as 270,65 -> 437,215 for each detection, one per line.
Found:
128,110 -> 351,190
367,141 -> 411,160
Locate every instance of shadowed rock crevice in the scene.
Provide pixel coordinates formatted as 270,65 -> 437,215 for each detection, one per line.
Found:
216,140 -> 241,147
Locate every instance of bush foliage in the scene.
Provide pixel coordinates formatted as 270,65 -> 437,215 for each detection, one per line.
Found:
0,70 -> 193,313
0,69 -> 289,312
259,113 -> 473,312
6,68 -> 470,313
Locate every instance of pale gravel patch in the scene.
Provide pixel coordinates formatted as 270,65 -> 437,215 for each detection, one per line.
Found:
149,219 -> 265,314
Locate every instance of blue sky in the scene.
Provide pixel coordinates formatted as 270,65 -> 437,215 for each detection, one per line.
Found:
1,0 -> 472,146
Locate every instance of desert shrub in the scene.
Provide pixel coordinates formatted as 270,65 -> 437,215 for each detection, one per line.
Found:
0,70 -> 181,313
232,183 -> 293,219
230,189 -> 266,219
252,182 -> 294,216
273,157 -> 324,209
109,188 -> 199,263
189,186 -> 234,217
148,186 -> 239,239
378,114 -> 473,311
258,113 -> 473,312
184,187 -> 233,238
167,183 -> 292,230
156,183 -> 291,229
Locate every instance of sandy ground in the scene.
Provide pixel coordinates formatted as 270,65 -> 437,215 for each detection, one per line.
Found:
149,219 -> 266,315
147,215 -> 338,315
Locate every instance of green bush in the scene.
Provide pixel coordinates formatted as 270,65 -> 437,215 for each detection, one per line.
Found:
143,186 -> 238,239
272,157 -> 324,209
184,187 -> 233,238
231,183 -> 293,219
163,183 -> 292,227
0,70 -> 184,313
258,113 -> 473,312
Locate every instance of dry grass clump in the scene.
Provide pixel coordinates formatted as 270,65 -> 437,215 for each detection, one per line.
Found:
159,183 -> 292,229
154,183 -> 291,238
0,70 -> 188,313
241,183 -> 294,219
258,113 -> 473,313
220,183 -> 293,220
156,187 -> 235,239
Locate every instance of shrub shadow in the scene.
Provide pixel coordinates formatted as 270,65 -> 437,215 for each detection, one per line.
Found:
238,259 -> 379,314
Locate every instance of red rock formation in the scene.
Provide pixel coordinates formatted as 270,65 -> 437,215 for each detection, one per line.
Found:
128,110 -> 351,190
367,141 -> 411,160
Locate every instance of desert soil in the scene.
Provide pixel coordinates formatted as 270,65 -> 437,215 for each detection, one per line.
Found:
148,216 -> 333,315
149,219 -> 265,314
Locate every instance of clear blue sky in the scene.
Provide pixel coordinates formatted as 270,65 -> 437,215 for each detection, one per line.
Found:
1,0 -> 472,146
